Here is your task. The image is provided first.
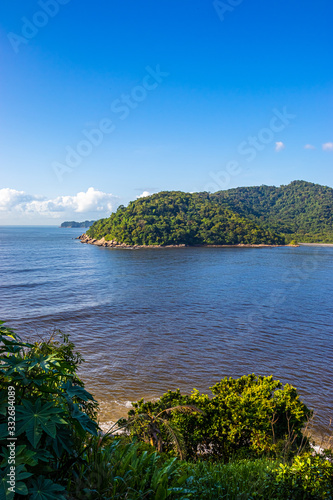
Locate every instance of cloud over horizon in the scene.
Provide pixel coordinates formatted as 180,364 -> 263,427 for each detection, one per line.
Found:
0,187 -> 119,220
136,191 -> 153,199
275,141 -> 285,152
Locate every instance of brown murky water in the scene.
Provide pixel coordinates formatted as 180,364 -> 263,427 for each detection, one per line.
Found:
1,227 -> 332,440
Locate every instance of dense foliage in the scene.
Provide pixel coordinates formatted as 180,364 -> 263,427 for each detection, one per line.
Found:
69,439 -> 333,499
0,322 -> 98,499
1,323 -> 333,499
212,180 -> 333,242
122,375 -> 312,461
87,181 -> 333,245
87,192 -> 284,246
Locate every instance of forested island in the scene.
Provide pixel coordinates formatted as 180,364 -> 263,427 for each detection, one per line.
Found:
86,192 -> 284,246
61,220 -> 95,228
85,181 -> 333,247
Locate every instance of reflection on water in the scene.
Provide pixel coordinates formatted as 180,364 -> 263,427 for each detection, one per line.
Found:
0,227 -> 332,439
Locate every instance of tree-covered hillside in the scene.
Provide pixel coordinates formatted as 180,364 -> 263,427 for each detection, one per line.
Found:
61,220 -> 95,228
87,192 -> 284,246
211,181 -> 333,242
87,181 -> 333,245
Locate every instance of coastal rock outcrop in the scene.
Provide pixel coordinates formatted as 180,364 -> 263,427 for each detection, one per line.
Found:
77,233 -> 186,249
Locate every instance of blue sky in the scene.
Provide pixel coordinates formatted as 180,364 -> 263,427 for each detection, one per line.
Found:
0,0 -> 332,223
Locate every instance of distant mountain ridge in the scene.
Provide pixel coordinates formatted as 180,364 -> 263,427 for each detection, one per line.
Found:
61,220 -> 95,228
210,180 -> 333,242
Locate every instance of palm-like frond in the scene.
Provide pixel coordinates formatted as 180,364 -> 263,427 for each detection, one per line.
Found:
159,417 -> 186,459
156,404 -> 203,419
121,404 -> 203,457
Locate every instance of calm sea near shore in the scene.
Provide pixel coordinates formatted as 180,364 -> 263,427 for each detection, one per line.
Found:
0,226 -> 332,440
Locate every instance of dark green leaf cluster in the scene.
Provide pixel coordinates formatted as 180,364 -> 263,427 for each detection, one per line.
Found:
87,192 -> 284,245
212,180 -> 333,242
0,322 -> 99,499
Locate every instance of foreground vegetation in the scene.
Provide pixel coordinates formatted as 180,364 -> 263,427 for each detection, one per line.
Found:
1,322 -> 333,499
121,376 -> 312,461
87,181 -> 333,246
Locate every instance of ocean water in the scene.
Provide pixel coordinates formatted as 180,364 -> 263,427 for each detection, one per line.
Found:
0,226 -> 332,439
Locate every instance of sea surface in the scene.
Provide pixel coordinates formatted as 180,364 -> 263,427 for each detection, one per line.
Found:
0,226 -> 332,440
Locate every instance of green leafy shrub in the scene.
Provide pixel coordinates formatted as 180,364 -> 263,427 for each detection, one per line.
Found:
266,451 -> 333,499
125,375 -> 312,461
0,322 -> 99,499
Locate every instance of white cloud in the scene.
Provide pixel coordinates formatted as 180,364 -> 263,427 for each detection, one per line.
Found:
0,187 -> 119,219
275,141 -> 285,152
137,191 -> 153,199
0,188 -> 36,211
304,144 -> 316,150
322,142 -> 333,151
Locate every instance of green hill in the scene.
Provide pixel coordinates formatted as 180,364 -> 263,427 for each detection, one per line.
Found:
87,192 -> 284,246
87,181 -> 333,246
61,220 -> 95,228
211,180 -> 333,242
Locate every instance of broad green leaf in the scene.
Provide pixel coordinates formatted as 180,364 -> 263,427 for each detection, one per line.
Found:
50,426 -> 73,457
14,481 -> 29,496
15,399 -> 65,447
71,404 -> 98,436
1,357 -> 29,375
0,476 -> 15,500
154,481 -> 167,500
0,465 -> 32,500
27,354 -> 61,373
34,449 -> 54,463
12,464 -> 32,482
0,445 -> 37,468
62,381 -> 95,402
28,476 -> 66,500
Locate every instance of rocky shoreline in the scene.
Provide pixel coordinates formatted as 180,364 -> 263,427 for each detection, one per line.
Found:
77,233 -> 293,249
77,233 -> 187,249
